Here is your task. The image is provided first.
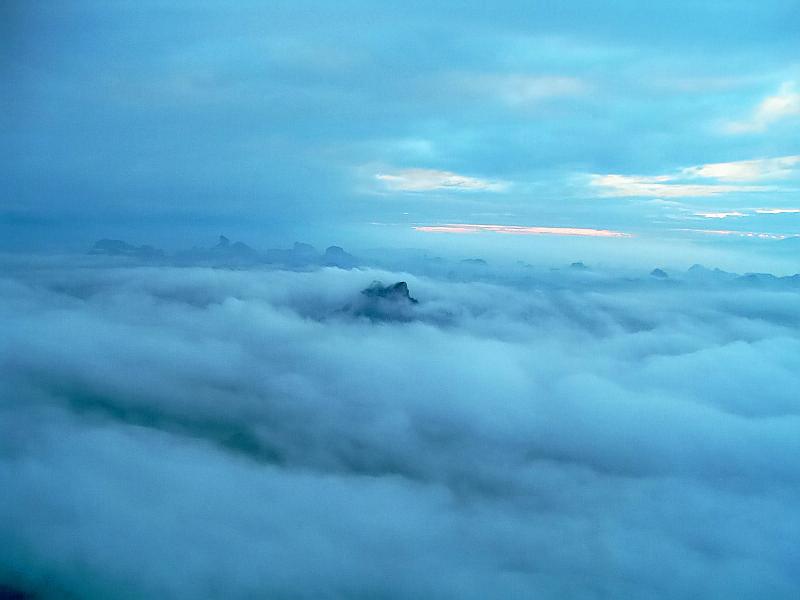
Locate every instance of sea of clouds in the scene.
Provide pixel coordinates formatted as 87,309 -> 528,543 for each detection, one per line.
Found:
1,254 -> 799,599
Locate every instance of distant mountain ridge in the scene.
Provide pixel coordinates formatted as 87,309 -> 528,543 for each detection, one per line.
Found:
89,239 -> 165,259
89,235 -> 359,269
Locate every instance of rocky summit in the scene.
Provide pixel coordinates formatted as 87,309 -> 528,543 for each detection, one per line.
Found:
361,281 -> 418,304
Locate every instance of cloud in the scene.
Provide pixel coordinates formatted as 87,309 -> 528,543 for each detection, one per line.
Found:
681,155 -> 800,182
375,169 -> 509,192
723,82 -> 800,134
590,155 -> 800,198
456,74 -> 588,106
6,0 -> 800,244
686,205 -> 800,219
690,207 -> 800,219
589,174 -> 772,198
2,255 -> 800,598
755,208 -> 800,214
675,228 -> 799,240
414,223 -> 631,237
694,211 -> 747,219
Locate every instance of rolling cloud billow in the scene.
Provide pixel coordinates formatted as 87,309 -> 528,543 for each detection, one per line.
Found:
1,252 -> 799,599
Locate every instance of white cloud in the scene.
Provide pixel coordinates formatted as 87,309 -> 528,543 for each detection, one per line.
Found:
681,155 -> 800,182
675,228 -> 798,240
723,82 -> 800,134
491,75 -> 586,106
3,258 -> 800,598
589,174 -> 771,198
755,208 -> 800,214
376,168 -> 508,192
455,73 -> 587,106
590,155 -> 799,198
694,211 -> 746,219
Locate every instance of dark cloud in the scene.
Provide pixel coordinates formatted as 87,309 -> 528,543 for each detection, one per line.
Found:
1,255 -> 799,598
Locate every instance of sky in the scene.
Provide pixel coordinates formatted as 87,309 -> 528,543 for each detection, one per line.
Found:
3,1 -> 800,263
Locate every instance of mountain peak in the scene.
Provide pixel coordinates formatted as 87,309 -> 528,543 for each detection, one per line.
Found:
361,281 -> 418,304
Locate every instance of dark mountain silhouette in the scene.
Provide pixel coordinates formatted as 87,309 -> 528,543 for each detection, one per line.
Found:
341,281 -> 419,321
324,245 -> 358,269
263,242 -> 320,266
461,258 -> 488,266
361,281 -> 418,304
175,235 -> 258,264
685,264 -> 736,282
89,239 -> 164,259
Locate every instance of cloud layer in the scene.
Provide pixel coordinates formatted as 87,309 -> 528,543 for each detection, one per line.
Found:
724,83 -> 800,134
375,169 -> 509,192
590,155 -> 800,199
5,2 -> 799,249
2,256 -> 800,598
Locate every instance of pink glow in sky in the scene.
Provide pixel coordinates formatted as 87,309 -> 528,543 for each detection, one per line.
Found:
414,223 -> 632,238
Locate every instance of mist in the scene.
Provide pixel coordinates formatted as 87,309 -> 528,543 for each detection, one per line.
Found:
1,247 -> 799,598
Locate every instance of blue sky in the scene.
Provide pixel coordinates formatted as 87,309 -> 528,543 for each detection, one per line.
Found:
3,1 -> 800,257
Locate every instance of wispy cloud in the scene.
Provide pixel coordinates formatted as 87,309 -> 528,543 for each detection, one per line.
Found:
466,74 -> 588,106
690,207 -> 800,219
755,208 -> 800,214
590,155 -> 799,198
681,155 -> 800,182
694,211 -> 746,219
675,228 -> 799,240
723,82 -> 800,134
589,174 -> 771,198
415,223 -> 631,237
376,169 -> 508,192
